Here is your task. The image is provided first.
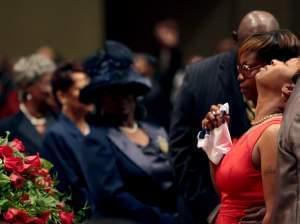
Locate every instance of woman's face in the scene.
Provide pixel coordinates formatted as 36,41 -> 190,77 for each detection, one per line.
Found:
256,58 -> 299,91
100,92 -> 136,122
237,52 -> 265,102
59,72 -> 93,114
26,73 -> 53,112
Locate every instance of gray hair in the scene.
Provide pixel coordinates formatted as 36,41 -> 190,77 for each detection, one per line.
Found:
14,53 -> 56,90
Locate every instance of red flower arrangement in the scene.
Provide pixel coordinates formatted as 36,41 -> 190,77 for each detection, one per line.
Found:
0,134 -> 85,224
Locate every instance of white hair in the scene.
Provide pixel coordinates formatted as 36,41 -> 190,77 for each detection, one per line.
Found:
14,53 -> 56,90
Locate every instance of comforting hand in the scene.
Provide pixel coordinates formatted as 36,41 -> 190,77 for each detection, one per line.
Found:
239,206 -> 265,224
201,105 -> 230,130
281,83 -> 295,102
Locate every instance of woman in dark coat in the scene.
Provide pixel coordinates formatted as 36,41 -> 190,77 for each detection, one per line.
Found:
42,63 -> 95,212
79,41 -> 177,224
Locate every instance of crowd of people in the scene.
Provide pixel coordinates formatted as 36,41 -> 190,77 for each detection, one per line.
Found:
0,9 -> 300,224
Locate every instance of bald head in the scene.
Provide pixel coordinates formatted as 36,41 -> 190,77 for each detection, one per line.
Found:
237,10 -> 280,43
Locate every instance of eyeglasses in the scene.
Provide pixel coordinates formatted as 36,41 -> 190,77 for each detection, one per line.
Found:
237,63 -> 265,78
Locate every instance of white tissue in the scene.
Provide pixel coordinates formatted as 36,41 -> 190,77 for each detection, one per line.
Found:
197,103 -> 232,165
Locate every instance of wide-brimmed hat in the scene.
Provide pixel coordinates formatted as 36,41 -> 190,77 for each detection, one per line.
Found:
80,41 -> 151,103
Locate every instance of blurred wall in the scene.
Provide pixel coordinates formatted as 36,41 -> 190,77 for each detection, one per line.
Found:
106,0 -> 300,59
0,0 -> 105,60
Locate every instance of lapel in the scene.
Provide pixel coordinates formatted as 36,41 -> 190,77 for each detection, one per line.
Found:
216,49 -> 238,92
107,127 -> 152,176
16,112 -> 43,150
58,114 -> 83,139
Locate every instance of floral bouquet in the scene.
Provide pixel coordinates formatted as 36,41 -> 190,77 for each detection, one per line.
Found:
0,133 -> 84,224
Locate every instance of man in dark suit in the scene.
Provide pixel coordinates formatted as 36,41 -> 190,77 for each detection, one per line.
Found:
272,61 -> 300,224
169,10 -> 280,224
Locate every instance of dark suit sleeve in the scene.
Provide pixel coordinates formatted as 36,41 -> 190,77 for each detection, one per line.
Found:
42,131 -> 93,212
169,65 -> 218,221
81,133 -> 175,224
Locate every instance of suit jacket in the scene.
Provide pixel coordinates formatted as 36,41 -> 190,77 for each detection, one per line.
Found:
79,122 -> 177,224
169,50 -> 250,224
273,77 -> 300,224
42,114 -> 95,212
0,111 -> 56,154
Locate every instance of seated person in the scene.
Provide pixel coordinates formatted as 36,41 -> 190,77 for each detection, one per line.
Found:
78,41 -> 177,224
0,54 -> 57,154
42,62 -> 94,212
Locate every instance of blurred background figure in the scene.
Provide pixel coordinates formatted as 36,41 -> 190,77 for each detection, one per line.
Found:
0,53 -> 57,154
171,54 -> 204,104
0,56 -> 19,119
133,53 -> 172,130
215,37 -> 237,53
153,19 -> 183,131
133,53 -> 157,78
36,46 -> 56,61
154,19 -> 182,75
36,45 -> 65,66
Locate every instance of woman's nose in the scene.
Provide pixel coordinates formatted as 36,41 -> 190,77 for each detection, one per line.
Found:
237,72 -> 244,81
271,59 -> 279,65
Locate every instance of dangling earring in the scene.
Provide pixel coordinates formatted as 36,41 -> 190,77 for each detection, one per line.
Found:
26,93 -> 32,101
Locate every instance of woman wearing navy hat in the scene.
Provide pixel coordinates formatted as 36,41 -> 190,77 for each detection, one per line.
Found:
79,41 -> 177,224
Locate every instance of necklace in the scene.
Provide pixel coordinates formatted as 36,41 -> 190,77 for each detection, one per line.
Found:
20,103 -> 46,126
119,122 -> 138,134
251,113 -> 282,126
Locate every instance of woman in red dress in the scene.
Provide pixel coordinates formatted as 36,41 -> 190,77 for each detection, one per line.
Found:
202,31 -> 300,224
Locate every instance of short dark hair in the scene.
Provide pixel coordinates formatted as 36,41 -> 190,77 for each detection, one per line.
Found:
238,29 -> 300,63
51,62 -> 84,105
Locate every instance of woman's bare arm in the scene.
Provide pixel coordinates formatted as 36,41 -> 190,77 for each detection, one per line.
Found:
255,124 -> 280,224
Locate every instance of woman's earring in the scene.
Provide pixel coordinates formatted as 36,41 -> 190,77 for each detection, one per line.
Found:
26,93 -> 32,101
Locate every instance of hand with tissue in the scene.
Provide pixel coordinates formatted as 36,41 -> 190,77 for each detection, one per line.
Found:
201,104 -> 230,130
198,103 -> 232,165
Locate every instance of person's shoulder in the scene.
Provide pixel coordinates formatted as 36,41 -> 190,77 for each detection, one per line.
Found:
256,122 -> 281,147
187,50 -> 235,73
88,126 -> 109,142
0,112 -> 22,131
44,121 -> 65,138
139,121 -> 167,138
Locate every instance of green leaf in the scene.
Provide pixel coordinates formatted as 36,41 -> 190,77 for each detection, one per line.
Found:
0,199 -> 9,211
0,131 -> 10,145
41,159 -> 53,170
0,174 -> 10,187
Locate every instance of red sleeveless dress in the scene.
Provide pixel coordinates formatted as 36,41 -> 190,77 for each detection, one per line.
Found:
214,116 -> 282,224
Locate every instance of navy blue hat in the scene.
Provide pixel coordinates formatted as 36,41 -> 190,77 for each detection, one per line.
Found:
80,41 -> 151,103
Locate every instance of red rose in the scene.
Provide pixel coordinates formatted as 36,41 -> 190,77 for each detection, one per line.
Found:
35,211 -> 51,224
24,216 -> 47,224
39,211 -> 50,223
37,168 -> 49,177
9,172 -> 24,189
10,138 -> 25,152
4,157 -> 25,173
59,211 -> 74,224
20,193 -> 30,202
0,145 -> 14,158
34,175 -> 53,190
3,208 -> 30,223
26,167 -> 49,179
24,154 -> 41,171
